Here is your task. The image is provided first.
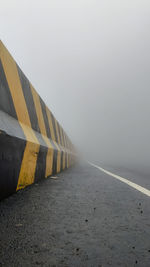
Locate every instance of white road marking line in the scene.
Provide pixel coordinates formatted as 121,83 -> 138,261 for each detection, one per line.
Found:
88,162 -> 150,197
50,176 -> 58,179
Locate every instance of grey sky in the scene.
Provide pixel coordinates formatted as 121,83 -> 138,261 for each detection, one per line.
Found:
1,0 -> 150,169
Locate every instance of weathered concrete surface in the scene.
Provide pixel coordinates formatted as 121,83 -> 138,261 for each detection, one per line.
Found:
0,162 -> 150,266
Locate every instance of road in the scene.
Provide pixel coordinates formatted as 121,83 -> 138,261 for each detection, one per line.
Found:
0,161 -> 150,267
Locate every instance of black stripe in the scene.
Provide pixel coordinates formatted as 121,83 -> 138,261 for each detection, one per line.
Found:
34,144 -> 48,182
62,129 -> 66,147
65,134 -> 69,149
30,129 -> 48,181
39,98 -> 51,138
63,132 -> 67,167
65,152 -> 67,168
0,60 -> 18,120
55,121 -> 62,170
57,123 -> 62,145
61,129 -> 66,168
52,145 -> 57,175
17,65 -> 40,133
61,127 -> 65,147
0,133 -> 26,200
60,151 -> 63,171
51,113 -> 57,142
33,132 -> 58,178
67,138 -> 70,150
59,127 -> 65,169
56,120 -> 61,144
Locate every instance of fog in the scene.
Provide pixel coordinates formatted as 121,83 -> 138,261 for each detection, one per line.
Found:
1,0 -> 150,171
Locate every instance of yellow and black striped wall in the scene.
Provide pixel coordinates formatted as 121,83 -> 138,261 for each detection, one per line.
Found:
0,40 -> 75,200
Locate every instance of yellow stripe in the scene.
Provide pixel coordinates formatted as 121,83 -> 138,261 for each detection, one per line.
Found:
31,85 -> 54,177
17,123 -> 40,190
0,44 -> 40,190
0,42 -> 31,127
17,142 -> 39,189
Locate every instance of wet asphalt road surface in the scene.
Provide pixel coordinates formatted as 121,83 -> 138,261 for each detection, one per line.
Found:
0,162 -> 150,267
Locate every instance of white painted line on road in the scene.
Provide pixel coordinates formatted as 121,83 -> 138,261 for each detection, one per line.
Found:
89,162 -> 150,197
50,176 -> 58,179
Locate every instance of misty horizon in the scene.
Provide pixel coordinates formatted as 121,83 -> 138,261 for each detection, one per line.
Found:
1,0 -> 150,172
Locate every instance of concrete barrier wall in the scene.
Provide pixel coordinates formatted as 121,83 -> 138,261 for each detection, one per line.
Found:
0,40 -> 74,200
